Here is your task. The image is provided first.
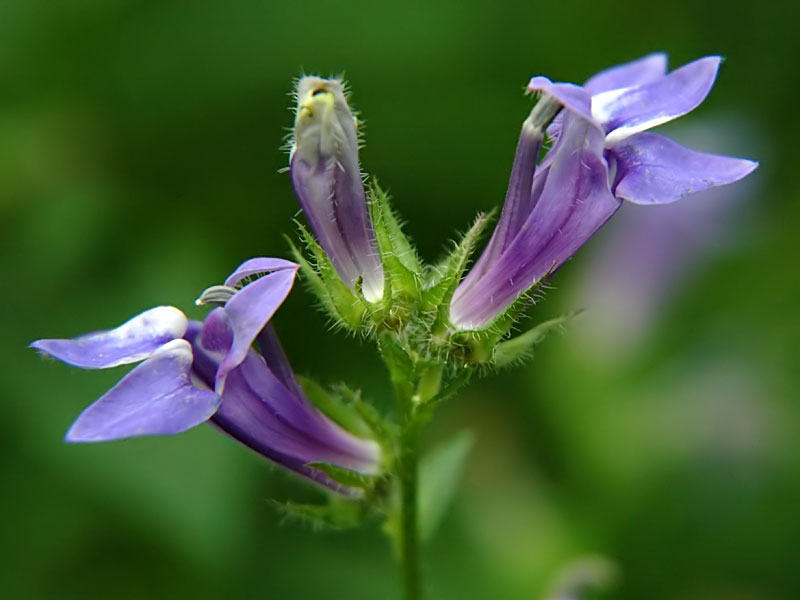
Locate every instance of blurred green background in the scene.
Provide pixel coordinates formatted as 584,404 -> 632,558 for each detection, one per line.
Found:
3,0 -> 798,598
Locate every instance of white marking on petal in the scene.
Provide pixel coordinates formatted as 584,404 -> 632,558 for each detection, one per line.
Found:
152,338 -> 194,365
591,87 -> 634,125
605,114 -> 674,145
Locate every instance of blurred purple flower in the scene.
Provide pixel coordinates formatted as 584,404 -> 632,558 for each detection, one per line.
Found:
450,54 -> 757,330
290,76 -> 384,302
31,258 -> 381,495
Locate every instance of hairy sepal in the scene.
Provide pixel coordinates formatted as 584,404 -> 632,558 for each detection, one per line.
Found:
290,223 -> 367,332
368,182 -> 423,307
273,497 -> 370,531
421,211 -> 494,332
492,311 -> 580,368
307,462 -> 380,491
447,267 -> 553,366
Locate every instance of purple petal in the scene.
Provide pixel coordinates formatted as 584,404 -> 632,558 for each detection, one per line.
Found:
31,307 -> 187,369
451,114 -> 621,329
527,76 -> 594,124
211,354 -> 380,494
65,340 -> 221,442
238,350 -> 381,473
584,53 -> 668,94
256,324 -> 307,400
215,267 -> 298,393
460,117 -> 546,290
593,56 -> 721,142
611,132 -> 759,204
224,257 -> 300,288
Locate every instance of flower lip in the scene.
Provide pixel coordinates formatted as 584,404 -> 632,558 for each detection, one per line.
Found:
31,306 -> 188,370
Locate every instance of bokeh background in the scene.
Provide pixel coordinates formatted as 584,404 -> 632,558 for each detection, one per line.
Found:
3,1 -> 798,598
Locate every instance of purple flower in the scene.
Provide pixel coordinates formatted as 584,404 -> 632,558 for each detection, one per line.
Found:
31,258 -> 382,495
290,76 -> 385,303
449,54 -> 757,330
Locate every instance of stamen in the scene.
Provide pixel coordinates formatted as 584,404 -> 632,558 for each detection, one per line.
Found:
528,94 -> 563,132
195,285 -> 237,307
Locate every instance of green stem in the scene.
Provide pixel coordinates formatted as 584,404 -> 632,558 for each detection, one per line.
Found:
399,414 -> 421,600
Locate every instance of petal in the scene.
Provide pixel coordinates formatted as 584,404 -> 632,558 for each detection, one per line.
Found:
31,307 -> 187,369
65,339 -> 221,442
451,114 -> 621,329
238,350 -> 381,473
215,267 -> 298,393
256,324 -> 307,400
459,117 -> 546,292
224,257 -> 300,288
527,76 -> 594,123
584,53 -> 668,94
211,358 -> 378,495
611,132 -> 759,204
594,56 -> 721,143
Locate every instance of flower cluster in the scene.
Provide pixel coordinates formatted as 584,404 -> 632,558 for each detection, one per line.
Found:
32,54 -> 757,501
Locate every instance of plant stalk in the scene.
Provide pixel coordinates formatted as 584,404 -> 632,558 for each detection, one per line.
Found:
398,413 -> 421,600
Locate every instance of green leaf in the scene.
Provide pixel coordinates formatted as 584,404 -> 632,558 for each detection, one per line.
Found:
418,429 -> 474,542
492,311 -> 580,368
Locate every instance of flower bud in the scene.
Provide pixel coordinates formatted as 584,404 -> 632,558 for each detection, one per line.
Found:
290,76 -> 384,303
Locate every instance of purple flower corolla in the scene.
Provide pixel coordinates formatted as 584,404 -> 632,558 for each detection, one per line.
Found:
450,54 -> 757,330
31,258 -> 382,495
290,76 -> 384,303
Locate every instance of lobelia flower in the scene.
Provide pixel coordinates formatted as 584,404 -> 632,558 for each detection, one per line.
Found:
289,76 -> 385,303
449,54 -> 758,330
31,258 -> 382,495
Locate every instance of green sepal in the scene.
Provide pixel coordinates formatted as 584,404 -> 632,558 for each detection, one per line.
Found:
446,266 -> 555,366
492,311 -> 580,368
272,497 -> 369,531
297,376 -> 376,439
421,210 -> 494,329
286,235 -> 337,316
476,264 -> 555,343
368,182 -> 422,304
290,223 -> 367,331
435,365 -> 473,404
306,462 -> 379,491
418,429 -> 474,542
